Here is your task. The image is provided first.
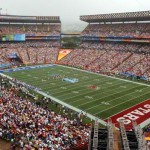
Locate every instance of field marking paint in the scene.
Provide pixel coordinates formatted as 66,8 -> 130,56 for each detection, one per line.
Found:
94,89 -> 150,115
96,86 -> 100,90
101,102 -> 110,105
45,75 -> 100,91
68,82 -> 135,104
34,70 -> 100,91
104,98 -> 150,119
51,83 -> 56,85
72,91 -> 79,94
94,79 -> 100,81
59,79 -> 124,101
61,87 -> 67,89
135,89 -> 142,92
50,76 -> 114,96
106,82 -> 112,84
104,99 -> 150,130
42,75 -> 101,93
83,76 -> 89,79
84,85 -> 149,112
57,64 -> 150,87
120,85 -> 127,88
42,79 -> 47,82
11,66 -> 102,93
27,74 -> 94,93
85,96 -> 93,99
77,84 -> 141,108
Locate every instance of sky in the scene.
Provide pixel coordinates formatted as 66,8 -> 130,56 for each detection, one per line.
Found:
0,0 -> 150,31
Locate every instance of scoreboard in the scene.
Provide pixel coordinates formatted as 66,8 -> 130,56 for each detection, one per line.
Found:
1,34 -> 25,41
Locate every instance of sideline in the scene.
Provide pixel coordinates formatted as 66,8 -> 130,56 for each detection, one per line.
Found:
0,73 -> 107,127
0,64 -> 55,73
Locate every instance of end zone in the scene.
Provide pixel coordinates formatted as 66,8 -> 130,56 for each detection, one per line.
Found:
104,99 -> 150,130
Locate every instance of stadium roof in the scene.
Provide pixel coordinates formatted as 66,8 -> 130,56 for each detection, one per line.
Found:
0,15 -> 61,23
80,11 -> 150,23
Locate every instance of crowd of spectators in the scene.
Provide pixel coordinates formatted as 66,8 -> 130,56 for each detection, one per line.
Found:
0,24 -> 61,36
0,81 -> 90,149
0,40 -> 149,80
143,124 -> 150,148
81,23 -> 150,38
0,41 -> 60,65
60,42 -> 150,81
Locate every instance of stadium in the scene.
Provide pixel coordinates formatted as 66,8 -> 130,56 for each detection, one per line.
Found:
0,2 -> 150,150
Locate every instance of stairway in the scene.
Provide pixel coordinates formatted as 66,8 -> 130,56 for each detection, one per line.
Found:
16,49 -> 23,63
111,53 -> 133,71
85,50 -> 107,68
26,48 -> 30,61
130,55 -> 146,70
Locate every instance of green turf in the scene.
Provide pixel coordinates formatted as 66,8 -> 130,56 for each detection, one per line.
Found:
4,65 -> 150,119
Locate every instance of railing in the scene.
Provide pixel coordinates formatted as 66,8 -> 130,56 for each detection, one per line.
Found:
107,119 -> 114,150
92,121 -> 99,150
119,119 -> 130,150
132,121 -> 147,150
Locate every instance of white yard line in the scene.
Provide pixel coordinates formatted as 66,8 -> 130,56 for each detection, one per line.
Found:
61,80 -> 124,101
34,71 -> 101,90
104,98 -> 150,119
41,76 -> 102,92
79,84 -> 142,109
61,81 -> 123,101
20,71 -> 92,89
94,89 -> 150,115
69,81 -> 133,104
50,76 -> 115,96
57,64 -> 150,87
45,76 -> 103,93
38,69 -> 107,91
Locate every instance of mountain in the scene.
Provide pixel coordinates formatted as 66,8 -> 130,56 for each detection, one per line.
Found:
61,22 -> 87,33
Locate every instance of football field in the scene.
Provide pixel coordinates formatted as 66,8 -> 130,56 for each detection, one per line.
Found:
4,65 -> 150,120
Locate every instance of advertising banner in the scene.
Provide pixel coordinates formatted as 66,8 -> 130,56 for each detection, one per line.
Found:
2,34 -> 14,41
1,34 -> 25,41
104,99 -> 150,130
14,34 -> 25,41
57,49 -> 72,61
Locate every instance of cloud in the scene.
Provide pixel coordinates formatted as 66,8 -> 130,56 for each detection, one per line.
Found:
1,0 -> 150,31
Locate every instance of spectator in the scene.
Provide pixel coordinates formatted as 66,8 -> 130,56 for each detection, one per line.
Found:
0,85 -> 90,149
